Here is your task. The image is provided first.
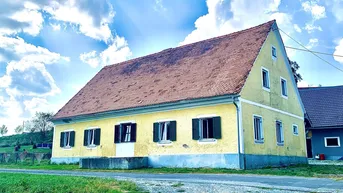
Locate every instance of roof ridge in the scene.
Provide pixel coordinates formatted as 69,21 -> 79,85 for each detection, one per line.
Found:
103,20 -> 275,69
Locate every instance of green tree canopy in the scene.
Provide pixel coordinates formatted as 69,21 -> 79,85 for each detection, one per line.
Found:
0,125 -> 8,136
14,125 -> 23,134
288,58 -> 303,84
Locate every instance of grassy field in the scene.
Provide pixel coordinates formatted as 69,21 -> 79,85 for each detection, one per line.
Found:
0,173 -> 142,193
0,145 -> 51,153
1,162 -> 343,178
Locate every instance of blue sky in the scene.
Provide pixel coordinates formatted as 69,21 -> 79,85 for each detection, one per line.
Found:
1,0 -> 343,133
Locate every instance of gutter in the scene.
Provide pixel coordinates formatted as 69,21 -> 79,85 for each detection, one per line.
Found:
234,97 -> 245,169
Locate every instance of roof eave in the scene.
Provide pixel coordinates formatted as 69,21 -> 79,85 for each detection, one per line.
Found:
52,94 -> 240,125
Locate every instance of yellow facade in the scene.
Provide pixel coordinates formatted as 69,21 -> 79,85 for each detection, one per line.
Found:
240,30 -> 306,156
52,104 -> 238,158
52,25 -> 307,168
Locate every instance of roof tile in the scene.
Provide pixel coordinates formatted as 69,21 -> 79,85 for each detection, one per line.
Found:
54,20 -> 275,119
299,86 -> 343,128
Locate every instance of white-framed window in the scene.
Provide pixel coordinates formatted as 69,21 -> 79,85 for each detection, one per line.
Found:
280,77 -> 288,97
292,124 -> 299,136
200,118 -> 214,139
324,137 -> 341,147
114,123 -> 137,143
276,121 -> 284,145
272,46 -> 277,59
60,130 -> 75,148
253,115 -> 264,143
261,67 -> 270,90
84,128 -> 101,147
153,121 -> 177,143
192,116 -> 221,141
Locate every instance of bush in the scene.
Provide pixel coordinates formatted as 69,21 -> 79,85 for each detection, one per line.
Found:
32,144 -> 37,149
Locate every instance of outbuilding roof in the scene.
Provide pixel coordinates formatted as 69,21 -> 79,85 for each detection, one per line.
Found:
299,86 -> 343,128
53,20 -> 275,120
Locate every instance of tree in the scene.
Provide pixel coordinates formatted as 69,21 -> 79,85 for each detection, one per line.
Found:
14,125 -> 23,134
288,58 -> 302,84
24,120 -> 35,133
32,112 -> 54,138
0,125 -> 8,136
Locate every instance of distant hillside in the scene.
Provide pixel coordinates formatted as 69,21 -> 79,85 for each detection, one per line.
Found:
0,130 -> 53,147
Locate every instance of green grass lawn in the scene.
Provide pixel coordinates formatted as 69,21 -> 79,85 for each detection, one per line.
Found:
1,162 -> 343,178
0,145 -> 51,153
0,173 -> 142,193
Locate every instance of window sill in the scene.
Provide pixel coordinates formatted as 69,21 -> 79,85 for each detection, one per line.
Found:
282,95 -> 288,99
198,138 -> 217,144
262,87 -> 270,92
86,145 -> 97,149
293,133 -> 299,136
325,146 -> 340,148
277,143 -> 284,146
272,56 -> 277,60
254,140 -> 264,144
157,140 -> 173,146
62,146 -> 72,150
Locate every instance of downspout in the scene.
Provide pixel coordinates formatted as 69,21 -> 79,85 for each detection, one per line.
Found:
234,97 -> 245,169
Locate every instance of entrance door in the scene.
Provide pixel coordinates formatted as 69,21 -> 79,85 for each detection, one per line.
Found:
306,138 -> 313,158
114,123 -> 136,157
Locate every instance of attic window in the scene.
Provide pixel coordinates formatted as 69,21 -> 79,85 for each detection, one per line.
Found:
272,46 -> 277,59
281,77 -> 288,97
262,67 -> 270,90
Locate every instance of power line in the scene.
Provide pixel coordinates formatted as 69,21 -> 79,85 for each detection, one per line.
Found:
285,46 -> 343,58
278,28 -> 343,73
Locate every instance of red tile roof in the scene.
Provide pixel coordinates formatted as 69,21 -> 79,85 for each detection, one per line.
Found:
53,20 -> 275,120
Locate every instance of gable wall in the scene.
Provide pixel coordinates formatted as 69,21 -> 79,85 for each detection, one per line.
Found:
240,29 -> 306,158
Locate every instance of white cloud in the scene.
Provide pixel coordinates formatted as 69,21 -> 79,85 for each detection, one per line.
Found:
301,1 -> 326,20
154,0 -> 167,12
43,0 -> 115,43
304,23 -> 322,33
23,97 -> 62,116
334,38 -> 343,64
293,24 -> 302,33
50,23 -> 61,31
80,35 -> 132,68
328,0 -> 343,22
180,0 -> 292,45
0,35 -> 69,97
0,96 -> 25,135
306,38 -> 319,49
0,1 -> 44,36
0,35 -> 69,64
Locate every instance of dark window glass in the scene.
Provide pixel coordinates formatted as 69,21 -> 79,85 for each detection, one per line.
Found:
326,138 -> 339,146
254,116 -> 263,141
272,47 -> 277,58
262,70 -> 269,88
201,118 -> 214,139
281,79 -> 287,96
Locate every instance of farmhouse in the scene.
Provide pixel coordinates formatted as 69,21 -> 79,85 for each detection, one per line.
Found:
299,86 -> 343,160
51,20 -> 307,169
